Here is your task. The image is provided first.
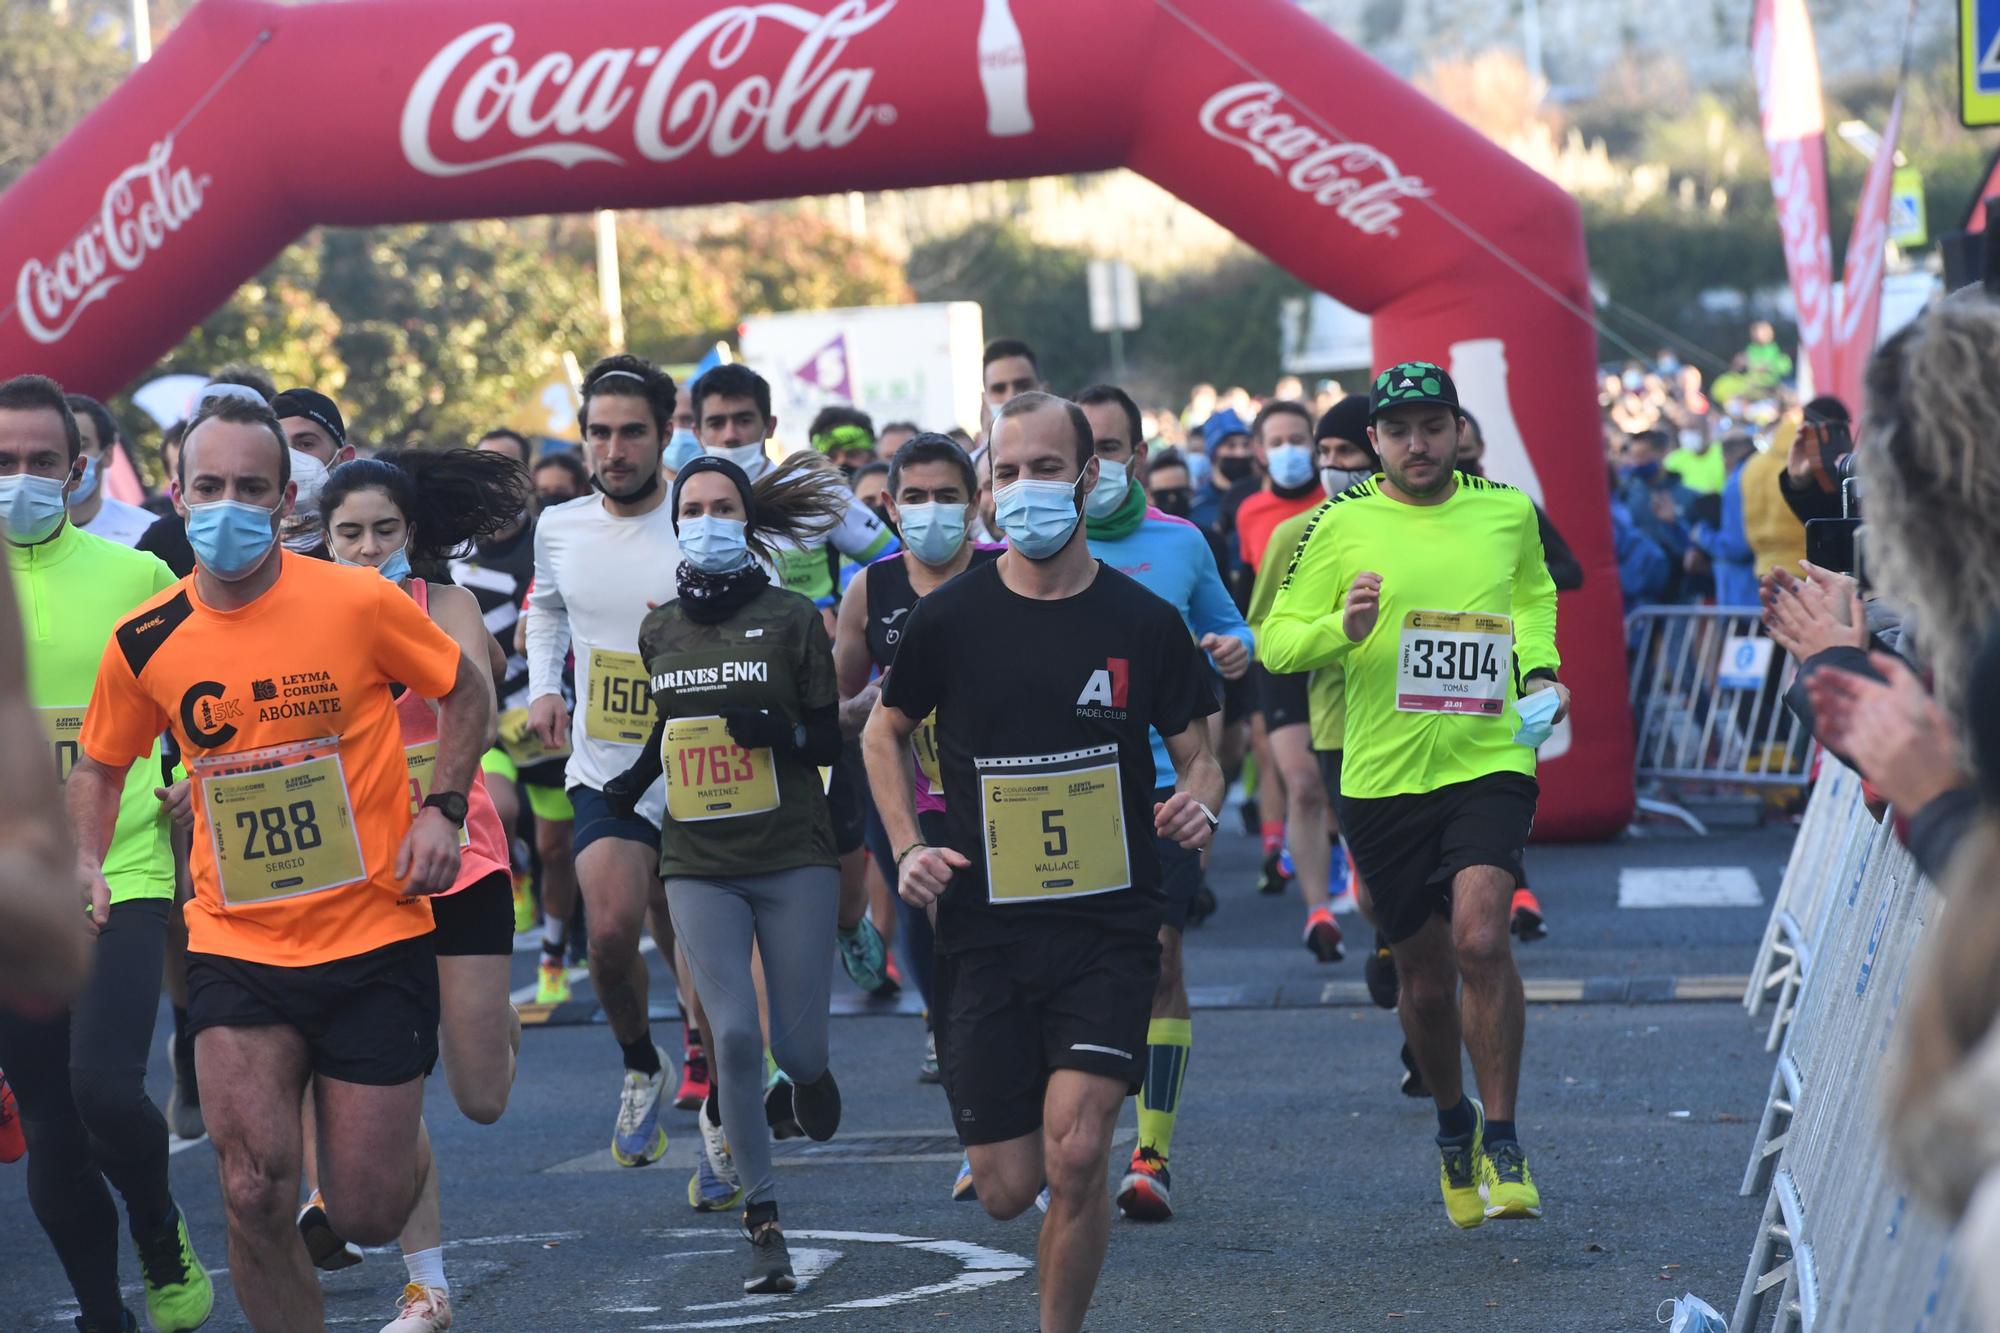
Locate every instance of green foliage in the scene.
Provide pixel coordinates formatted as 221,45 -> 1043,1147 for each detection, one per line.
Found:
0,0 -> 128,192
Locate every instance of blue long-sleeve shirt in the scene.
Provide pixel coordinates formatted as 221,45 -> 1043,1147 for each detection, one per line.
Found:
1088,508 -> 1253,786
1714,467 -> 1759,607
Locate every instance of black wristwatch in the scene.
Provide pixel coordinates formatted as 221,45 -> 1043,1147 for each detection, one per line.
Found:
422,791 -> 469,828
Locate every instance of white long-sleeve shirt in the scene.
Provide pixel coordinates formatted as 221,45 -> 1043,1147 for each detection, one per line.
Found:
523,493 -> 682,825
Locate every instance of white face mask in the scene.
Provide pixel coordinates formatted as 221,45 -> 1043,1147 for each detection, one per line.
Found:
1320,465 -> 1371,500
710,441 -> 769,480
1084,458 -> 1130,518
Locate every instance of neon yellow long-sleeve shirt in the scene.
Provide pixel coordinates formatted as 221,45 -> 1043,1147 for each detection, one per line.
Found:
1262,473 -> 1559,798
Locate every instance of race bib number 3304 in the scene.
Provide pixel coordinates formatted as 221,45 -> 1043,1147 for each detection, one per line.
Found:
1396,610 -> 1512,715
978,745 -> 1130,905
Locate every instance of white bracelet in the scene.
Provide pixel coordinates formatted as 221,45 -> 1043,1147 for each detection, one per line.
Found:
1192,799 -> 1221,830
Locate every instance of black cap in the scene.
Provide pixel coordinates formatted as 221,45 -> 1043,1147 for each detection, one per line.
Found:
1368,361 -> 1461,423
1315,396 -> 1373,447
272,388 -> 345,447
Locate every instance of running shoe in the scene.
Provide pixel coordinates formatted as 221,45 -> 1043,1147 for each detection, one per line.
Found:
1437,1099 -> 1488,1231
1364,936 -> 1399,1010
0,1076 -> 24,1163
511,878 -> 537,935
166,1036 -> 203,1142
1185,879 -> 1218,927
674,1044 -> 711,1112
534,959 -> 571,1006
1399,1043 -> 1428,1099
1115,1147 -> 1174,1222
743,1221 -> 795,1294
1255,848 -> 1292,897
870,955 -> 903,1000
1236,801 -> 1258,837
1327,845 -> 1350,902
790,1068 -> 841,1143
297,1191 -> 364,1271
1303,906 -> 1344,963
134,1204 -> 214,1332
836,918 -> 888,994
765,1077 -> 803,1140
1327,887 -> 1359,916
380,1282 -> 453,1333
689,1098 -> 744,1213
611,1048 -> 670,1167
952,1154 -> 978,1202
1510,887 -> 1548,942
919,1028 -> 941,1084
1034,1186 -> 1050,1214
1482,1140 -> 1543,1220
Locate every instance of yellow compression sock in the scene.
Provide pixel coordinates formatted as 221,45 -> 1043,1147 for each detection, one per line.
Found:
1136,1017 -> 1192,1161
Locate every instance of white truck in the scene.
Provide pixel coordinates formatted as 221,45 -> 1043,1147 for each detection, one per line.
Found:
736,301 -> 986,444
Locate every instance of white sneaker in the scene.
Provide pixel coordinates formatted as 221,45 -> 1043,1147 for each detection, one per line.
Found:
380,1282 -> 452,1332
611,1047 -> 670,1167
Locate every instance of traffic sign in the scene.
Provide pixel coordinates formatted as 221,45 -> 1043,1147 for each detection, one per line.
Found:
1961,0 -> 2000,127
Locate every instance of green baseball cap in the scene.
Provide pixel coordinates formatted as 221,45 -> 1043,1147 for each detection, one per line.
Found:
1368,361 -> 1461,422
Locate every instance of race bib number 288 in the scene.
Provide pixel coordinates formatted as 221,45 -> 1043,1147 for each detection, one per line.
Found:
1396,610 -> 1512,715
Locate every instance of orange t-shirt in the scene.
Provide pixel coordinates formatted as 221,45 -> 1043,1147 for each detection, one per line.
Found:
1235,488 -> 1324,575
82,553 -> 463,967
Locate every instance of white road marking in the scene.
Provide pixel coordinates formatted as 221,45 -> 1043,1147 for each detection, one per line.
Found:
1618,866 -> 1763,909
168,1134 -> 209,1155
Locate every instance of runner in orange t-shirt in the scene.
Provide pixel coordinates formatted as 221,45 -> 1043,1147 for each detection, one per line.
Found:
66,397 -> 486,1333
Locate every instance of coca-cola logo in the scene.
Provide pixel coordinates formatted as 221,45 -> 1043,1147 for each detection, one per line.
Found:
401,0 -> 897,178
14,138 -> 209,346
1198,82 -> 1429,237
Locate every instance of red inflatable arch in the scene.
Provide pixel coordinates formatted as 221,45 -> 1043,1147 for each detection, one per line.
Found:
0,0 -> 1633,836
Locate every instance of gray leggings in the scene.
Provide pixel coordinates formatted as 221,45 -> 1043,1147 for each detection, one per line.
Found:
666,864 -> 839,1207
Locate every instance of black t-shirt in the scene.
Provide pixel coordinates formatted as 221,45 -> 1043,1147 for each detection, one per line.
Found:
862,548 -> 1001,671
882,559 -> 1216,953
450,522 -> 574,787
137,513 -> 195,578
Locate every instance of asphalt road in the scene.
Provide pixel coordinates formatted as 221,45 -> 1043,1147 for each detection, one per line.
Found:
0,815 -> 1798,1332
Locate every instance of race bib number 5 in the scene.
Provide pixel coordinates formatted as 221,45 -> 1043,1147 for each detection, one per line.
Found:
193,736 -> 366,906
1397,610 -> 1512,715
586,648 -> 655,744
663,715 -> 779,822
978,745 -> 1130,905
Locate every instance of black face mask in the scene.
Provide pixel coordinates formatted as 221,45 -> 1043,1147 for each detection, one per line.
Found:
1215,455 -> 1254,483
1151,487 -> 1192,517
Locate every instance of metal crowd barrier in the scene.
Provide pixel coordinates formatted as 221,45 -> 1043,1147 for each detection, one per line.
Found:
1731,757 -> 1976,1332
1626,606 -> 1816,834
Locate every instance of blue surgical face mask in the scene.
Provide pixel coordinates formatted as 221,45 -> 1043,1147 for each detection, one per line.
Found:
334,541 -> 411,583
0,473 -> 71,544
1512,686 -> 1563,749
1266,443 -> 1315,490
709,441 -> 768,480
664,429 -> 704,474
186,498 -> 278,581
994,473 -> 1085,560
71,455 -> 100,504
1084,458 -> 1130,518
897,501 -> 967,566
679,514 -> 751,573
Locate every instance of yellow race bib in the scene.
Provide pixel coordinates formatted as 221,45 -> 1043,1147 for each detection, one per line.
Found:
404,741 -> 472,848
585,648 -> 655,745
662,715 -> 779,822
35,705 -> 85,784
979,745 -> 1130,905
498,704 -> 570,767
911,715 -> 943,789
1396,610 -> 1512,716
194,737 -> 366,906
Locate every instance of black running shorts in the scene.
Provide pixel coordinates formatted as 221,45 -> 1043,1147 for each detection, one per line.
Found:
1255,663 -> 1311,732
1152,785 -> 1205,933
934,926 -> 1159,1146
1335,773 -> 1538,946
824,741 -> 868,857
185,935 -> 440,1086
430,869 -> 514,957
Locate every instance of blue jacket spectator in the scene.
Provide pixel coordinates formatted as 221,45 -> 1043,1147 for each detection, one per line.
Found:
1713,434 -> 1760,606
1613,497 -> 1670,612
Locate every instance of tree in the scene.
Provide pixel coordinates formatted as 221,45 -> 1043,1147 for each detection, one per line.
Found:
0,0 -> 128,192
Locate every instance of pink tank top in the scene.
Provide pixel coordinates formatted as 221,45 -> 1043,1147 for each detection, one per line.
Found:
396,579 -> 510,895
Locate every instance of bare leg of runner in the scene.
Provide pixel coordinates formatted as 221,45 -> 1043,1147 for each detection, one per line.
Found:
577,840 -> 656,1044
1270,725 -> 1329,912
197,1025 -> 320,1332
534,815 -> 579,952
437,955 -> 519,1124
1392,916 -> 1464,1111
313,1074 -> 430,1246
1451,865 -> 1523,1122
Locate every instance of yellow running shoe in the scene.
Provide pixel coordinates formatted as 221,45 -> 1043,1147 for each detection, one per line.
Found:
512,878 -> 537,935
1481,1139 -> 1542,1220
535,959 -> 572,1005
1437,1098 -> 1487,1230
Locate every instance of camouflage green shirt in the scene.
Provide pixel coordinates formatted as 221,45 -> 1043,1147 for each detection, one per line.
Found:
637,584 -> 839,880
